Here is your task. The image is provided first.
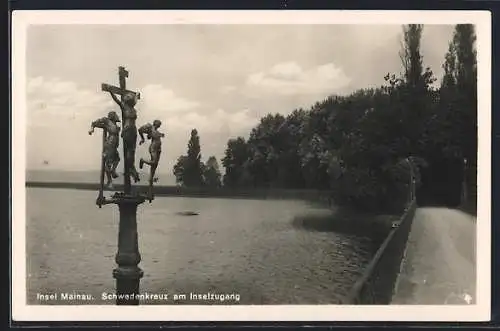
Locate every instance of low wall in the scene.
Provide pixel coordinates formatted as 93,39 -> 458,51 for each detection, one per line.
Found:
340,198 -> 417,304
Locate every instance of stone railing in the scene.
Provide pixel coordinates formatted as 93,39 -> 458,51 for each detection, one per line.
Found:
341,158 -> 418,304
341,199 -> 417,304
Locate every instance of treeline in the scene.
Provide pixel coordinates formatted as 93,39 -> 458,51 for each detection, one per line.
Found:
172,24 -> 477,213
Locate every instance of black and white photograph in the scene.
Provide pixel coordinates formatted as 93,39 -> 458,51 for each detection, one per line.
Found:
12,10 -> 490,322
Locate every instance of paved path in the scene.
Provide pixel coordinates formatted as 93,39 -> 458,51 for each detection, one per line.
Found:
392,207 -> 476,305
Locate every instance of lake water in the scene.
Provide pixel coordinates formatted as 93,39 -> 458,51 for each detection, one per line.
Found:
26,188 -> 380,305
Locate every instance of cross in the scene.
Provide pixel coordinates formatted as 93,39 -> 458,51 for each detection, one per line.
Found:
101,66 -> 141,194
101,67 -> 141,101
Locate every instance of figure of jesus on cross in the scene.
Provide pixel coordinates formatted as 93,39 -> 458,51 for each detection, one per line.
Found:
102,66 -> 141,193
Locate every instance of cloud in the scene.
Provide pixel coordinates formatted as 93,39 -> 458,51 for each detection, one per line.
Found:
269,62 -> 303,79
25,76 -> 257,171
26,77 -> 201,127
167,108 -> 258,137
139,84 -> 200,117
246,61 -> 351,96
220,85 -> 237,94
27,76 -> 113,127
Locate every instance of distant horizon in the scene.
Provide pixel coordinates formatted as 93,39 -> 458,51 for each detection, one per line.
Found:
25,165 -> 224,176
27,168 -> 191,174
25,168 -> 178,185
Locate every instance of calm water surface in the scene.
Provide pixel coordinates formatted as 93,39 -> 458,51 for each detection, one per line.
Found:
26,188 -> 379,305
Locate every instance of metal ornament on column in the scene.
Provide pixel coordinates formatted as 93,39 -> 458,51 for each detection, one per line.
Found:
88,66 -> 163,305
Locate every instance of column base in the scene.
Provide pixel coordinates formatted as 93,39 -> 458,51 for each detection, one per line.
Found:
113,266 -> 144,305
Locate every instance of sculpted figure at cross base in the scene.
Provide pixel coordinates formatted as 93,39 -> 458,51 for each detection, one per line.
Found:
88,111 -> 121,188
109,91 -> 141,183
138,120 -> 165,199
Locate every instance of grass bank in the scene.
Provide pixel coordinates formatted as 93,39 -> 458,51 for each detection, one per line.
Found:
291,206 -> 399,245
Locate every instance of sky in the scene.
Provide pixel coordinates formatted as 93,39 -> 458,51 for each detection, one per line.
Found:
26,24 -> 455,182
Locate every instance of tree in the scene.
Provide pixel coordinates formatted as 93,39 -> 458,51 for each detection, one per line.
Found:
398,24 -> 437,156
400,24 -> 424,88
245,113 -> 288,188
221,137 -> 251,188
453,24 -> 477,164
443,24 -> 477,208
174,129 -> 204,187
173,155 -> 187,186
322,25 -> 436,212
423,39 -> 462,159
442,42 -> 458,90
279,109 -> 308,188
436,25 -> 477,162
203,156 -> 222,188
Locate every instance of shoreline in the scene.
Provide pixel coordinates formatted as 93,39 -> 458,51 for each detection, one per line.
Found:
25,181 -> 333,201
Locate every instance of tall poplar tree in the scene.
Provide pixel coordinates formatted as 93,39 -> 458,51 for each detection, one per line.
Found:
398,24 -> 436,156
453,24 -> 478,208
173,129 -> 204,187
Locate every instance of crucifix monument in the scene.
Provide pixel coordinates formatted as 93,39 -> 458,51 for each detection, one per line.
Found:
102,66 -> 142,190
88,66 -> 163,305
